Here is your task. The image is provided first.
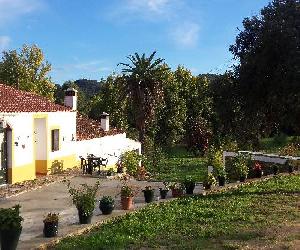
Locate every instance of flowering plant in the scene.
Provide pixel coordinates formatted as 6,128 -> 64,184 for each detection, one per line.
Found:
43,213 -> 59,223
116,173 -> 138,197
253,162 -> 262,171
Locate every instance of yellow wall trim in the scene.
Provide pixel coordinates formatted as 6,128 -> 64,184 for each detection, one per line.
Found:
8,164 -> 36,184
36,160 -> 48,174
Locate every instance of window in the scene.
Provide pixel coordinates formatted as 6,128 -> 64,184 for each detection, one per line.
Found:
51,129 -> 59,152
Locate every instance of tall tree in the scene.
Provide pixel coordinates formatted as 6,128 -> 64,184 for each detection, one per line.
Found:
0,44 -> 55,100
118,51 -> 168,152
89,74 -> 129,129
230,0 -> 300,139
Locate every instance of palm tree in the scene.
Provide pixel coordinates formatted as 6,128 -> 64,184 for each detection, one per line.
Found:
118,51 -> 168,152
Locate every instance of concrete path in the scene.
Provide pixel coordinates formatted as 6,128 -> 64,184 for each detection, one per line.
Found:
0,176 -> 204,250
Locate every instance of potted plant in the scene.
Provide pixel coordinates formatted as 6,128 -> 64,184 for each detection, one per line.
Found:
43,212 -> 59,238
0,204 -> 23,250
203,173 -> 217,190
118,174 -> 137,210
99,196 -> 115,215
159,181 -> 170,199
121,185 -> 135,210
253,162 -> 263,178
272,164 -> 279,175
216,167 -> 226,186
67,181 -> 100,224
170,182 -> 184,198
234,153 -> 250,182
183,176 -> 196,194
142,186 -> 155,203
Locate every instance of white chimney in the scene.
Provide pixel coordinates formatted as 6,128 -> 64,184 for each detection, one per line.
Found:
100,112 -> 109,131
64,87 -> 78,110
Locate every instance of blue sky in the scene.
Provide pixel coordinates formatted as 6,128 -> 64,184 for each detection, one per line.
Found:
0,0 -> 270,84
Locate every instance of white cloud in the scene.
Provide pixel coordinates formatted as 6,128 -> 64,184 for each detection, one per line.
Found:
127,0 -> 170,14
0,0 -> 43,26
108,0 -> 182,22
171,22 -> 200,48
0,35 -> 10,51
53,60 -> 112,77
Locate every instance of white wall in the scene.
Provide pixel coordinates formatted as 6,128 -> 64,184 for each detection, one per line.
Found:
47,112 -> 77,160
76,133 -> 141,166
1,113 -> 34,168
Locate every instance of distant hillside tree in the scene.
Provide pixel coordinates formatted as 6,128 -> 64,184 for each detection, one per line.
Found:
54,80 -> 91,115
0,44 -> 55,100
74,79 -> 101,97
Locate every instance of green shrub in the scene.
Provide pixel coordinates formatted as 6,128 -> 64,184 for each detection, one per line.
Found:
67,181 -> 100,216
0,205 -> 23,230
120,150 -> 142,176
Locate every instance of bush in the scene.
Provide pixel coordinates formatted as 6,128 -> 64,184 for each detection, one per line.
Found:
0,205 -> 23,230
120,151 -> 142,176
186,117 -> 212,156
279,143 -> 300,157
67,181 -> 100,216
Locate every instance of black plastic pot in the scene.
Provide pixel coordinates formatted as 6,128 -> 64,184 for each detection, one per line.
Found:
78,209 -> 92,224
159,189 -> 168,199
218,176 -> 226,186
240,176 -> 246,182
254,169 -> 263,178
185,182 -> 195,194
43,221 -> 58,238
143,189 -> 154,203
99,202 -> 114,215
203,183 -> 211,190
0,227 -> 22,250
272,165 -> 279,175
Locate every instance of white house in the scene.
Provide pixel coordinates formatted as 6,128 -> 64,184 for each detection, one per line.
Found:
0,83 -> 141,184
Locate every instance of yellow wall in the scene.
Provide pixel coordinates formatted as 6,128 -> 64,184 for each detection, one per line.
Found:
47,154 -> 78,174
8,163 -> 36,184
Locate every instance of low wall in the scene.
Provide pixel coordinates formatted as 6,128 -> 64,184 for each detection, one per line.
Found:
223,151 -> 300,165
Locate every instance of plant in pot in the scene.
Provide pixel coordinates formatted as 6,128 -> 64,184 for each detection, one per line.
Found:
253,162 -> 263,178
183,176 -> 196,194
216,167 -> 226,186
159,182 -> 170,199
170,182 -> 184,198
142,186 -> 155,203
43,212 -> 59,238
272,164 -> 279,175
0,204 -> 23,250
234,153 -> 250,182
202,173 -> 217,190
99,196 -> 115,215
118,173 -> 137,210
67,181 -> 100,224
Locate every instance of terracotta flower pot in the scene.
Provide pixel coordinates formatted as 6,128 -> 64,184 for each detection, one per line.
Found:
121,196 -> 134,210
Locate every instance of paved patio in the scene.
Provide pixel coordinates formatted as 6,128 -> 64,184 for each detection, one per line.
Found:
0,176 -> 203,250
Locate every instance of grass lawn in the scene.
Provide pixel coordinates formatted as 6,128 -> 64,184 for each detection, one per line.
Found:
150,145 -> 207,182
259,135 -> 299,154
53,174 -> 300,250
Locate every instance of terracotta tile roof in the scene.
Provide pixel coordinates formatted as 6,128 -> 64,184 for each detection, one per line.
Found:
0,83 -> 71,112
76,114 -> 123,141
